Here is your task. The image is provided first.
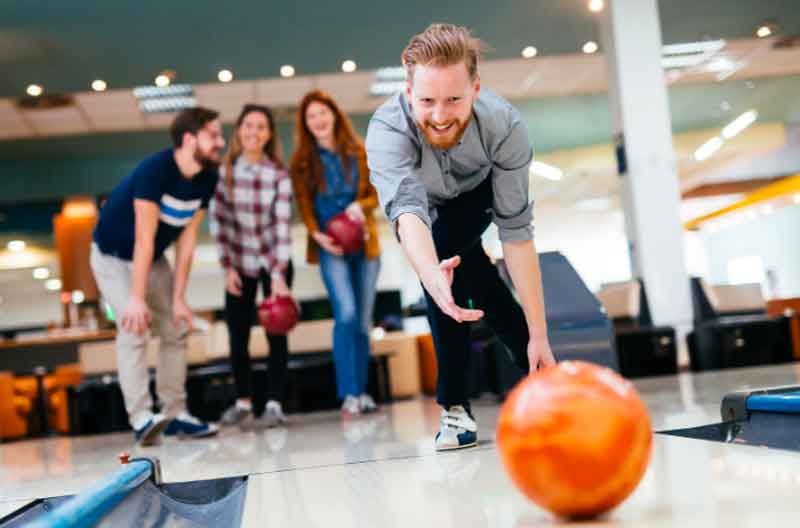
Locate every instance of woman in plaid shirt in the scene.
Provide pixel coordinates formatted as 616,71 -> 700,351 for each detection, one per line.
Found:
209,104 -> 293,428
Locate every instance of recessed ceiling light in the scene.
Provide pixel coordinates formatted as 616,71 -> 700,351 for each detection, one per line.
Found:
155,74 -> 171,87
588,0 -> 604,13
91,79 -> 107,92
582,41 -> 599,54
26,84 -> 43,97
341,60 -> 357,73
217,69 -> 233,83
33,267 -> 50,280
756,25 -> 772,38
521,46 -> 538,59
280,65 -> 295,78
7,240 -> 26,252
793,193 -> 800,204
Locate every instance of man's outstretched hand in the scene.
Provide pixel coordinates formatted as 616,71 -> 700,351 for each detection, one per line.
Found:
420,255 -> 484,323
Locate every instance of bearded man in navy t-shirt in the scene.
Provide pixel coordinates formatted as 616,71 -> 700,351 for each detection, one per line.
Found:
91,107 -> 224,445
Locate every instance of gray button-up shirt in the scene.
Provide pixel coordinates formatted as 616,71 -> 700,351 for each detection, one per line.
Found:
365,87 -> 534,242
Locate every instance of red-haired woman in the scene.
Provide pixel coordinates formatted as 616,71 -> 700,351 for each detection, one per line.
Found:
290,91 -> 382,417
210,104 -> 293,428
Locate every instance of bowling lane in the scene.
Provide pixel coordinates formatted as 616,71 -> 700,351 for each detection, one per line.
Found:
0,500 -> 32,520
3,363 -> 800,521
240,434 -> 800,527
0,401 -> 501,503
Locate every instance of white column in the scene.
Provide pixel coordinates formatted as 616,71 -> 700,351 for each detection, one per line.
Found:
599,0 -> 693,364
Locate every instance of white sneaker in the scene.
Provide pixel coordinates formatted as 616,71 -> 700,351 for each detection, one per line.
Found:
133,413 -> 170,447
220,403 -> 254,427
358,393 -> 378,414
341,395 -> 361,417
435,406 -> 478,451
263,400 -> 287,427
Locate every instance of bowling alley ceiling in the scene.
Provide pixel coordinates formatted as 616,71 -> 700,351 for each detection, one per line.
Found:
2,0 -> 799,97
0,0 -> 799,184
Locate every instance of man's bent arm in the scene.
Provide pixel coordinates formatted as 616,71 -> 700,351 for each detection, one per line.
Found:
502,238 -> 548,341
131,199 -> 160,299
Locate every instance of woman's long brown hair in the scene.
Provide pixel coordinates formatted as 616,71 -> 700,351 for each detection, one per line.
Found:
289,90 -> 363,193
222,104 -> 284,196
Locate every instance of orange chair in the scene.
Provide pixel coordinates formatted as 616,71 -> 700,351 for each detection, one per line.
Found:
48,364 -> 82,433
12,364 -> 83,435
0,371 -> 33,440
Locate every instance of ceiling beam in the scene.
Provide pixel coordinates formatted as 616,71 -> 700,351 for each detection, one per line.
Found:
681,177 -> 787,199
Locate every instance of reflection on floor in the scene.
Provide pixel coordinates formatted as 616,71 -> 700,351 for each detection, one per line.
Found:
3,363 -> 800,526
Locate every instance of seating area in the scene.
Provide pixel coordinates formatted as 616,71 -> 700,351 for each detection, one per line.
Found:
0,288 -> 430,442
67,318 -> 426,434
595,279 -> 678,378
688,278 -> 793,371
0,364 -> 82,440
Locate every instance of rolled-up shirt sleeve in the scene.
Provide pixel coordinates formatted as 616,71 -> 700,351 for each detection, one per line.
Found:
491,117 -> 535,242
366,117 -> 431,234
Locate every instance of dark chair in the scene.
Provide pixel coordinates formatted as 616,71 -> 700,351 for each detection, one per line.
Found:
597,279 -> 678,378
687,278 -> 792,371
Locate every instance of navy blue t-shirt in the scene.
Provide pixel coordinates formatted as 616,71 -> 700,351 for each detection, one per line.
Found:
93,149 -> 218,261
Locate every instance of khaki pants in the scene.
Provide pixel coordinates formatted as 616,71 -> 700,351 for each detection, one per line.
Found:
90,244 -> 187,428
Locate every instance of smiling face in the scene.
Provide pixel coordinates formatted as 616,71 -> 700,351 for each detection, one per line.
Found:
305,101 -> 336,145
237,110 -> 271,155
406,62 -> 480,150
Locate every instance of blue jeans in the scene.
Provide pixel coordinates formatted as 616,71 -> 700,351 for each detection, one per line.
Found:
318,250 -> 381,399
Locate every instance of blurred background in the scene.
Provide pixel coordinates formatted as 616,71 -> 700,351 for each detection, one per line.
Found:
0,0 -> 797,340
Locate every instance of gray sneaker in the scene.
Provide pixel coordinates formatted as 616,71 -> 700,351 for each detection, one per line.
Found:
242,400 -> 287,430
220,404 -> 253,427
263,400 -> 287,428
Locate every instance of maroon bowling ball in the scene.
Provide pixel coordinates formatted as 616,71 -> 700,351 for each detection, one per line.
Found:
325,212 -> 364,255
257,295 -> 299,335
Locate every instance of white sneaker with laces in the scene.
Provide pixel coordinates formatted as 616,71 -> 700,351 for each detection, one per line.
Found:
341,395 -> 361,417
358,393 -> 378,414
263,400 -> 287,427
435,405 -> 478,451
220,402 -> 253,427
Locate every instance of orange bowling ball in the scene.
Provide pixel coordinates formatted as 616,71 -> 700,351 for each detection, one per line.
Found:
496,361 -> 652,519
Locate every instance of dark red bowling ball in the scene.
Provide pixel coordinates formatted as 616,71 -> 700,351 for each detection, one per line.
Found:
257,295 -> 299,335
325,212 -> 364,255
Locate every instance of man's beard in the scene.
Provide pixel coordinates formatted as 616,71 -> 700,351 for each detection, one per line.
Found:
418,115 -> 471,150
194,148 -> 221,170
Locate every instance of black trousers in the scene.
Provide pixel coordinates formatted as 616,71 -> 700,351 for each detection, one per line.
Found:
224,263 -> 294,406
423,178 -> 530,408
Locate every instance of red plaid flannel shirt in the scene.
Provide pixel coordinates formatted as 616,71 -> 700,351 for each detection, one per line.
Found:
209,156 -> 292,279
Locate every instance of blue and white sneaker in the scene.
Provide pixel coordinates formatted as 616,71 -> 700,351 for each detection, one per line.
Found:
163,412 -> 219,439
435,405 -> 477,451
134,413 -> 170,447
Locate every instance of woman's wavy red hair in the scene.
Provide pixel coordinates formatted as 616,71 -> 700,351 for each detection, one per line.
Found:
290,90 -> 363,192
